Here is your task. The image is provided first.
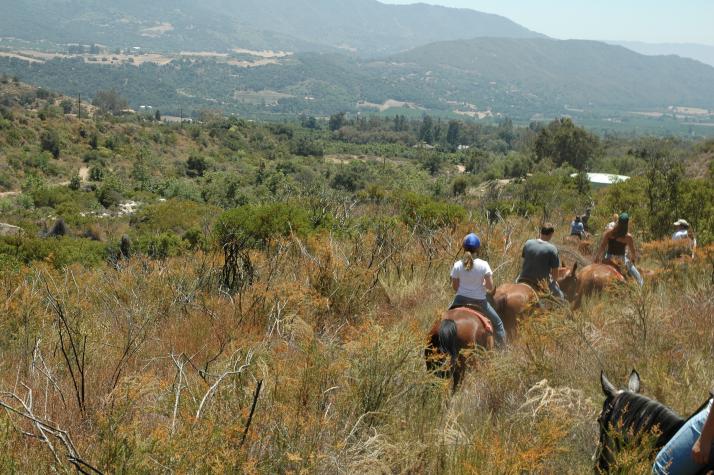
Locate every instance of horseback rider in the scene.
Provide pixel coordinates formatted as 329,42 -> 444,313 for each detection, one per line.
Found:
517,223 -> 565,299
570,216 -> 585,239
581,207 -> 592,233
595,212 -> 644,286
450,233 -> 507,348
672,219 -> 692,241
653,395 -> 714,474
606,213 -> 619,231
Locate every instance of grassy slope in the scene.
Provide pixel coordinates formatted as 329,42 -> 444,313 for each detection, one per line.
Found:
0,219 -> 712,473
0,83 -> 713,473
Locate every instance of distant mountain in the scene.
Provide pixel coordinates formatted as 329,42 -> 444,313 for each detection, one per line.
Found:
217,0 -> 544,55
610,41 -> 714,68
390,38 -> 714,110
0,0 -> 542,55
3,37 -> 714,122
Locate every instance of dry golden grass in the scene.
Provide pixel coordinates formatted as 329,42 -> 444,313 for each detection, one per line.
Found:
0,218 -> 711,473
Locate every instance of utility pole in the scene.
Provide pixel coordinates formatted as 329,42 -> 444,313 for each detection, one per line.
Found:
77,93 -> 81,120
180,107 -> 183,128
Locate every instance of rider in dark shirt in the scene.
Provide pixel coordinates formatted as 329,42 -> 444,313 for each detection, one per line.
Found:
595,213 -> 643,286
518,223 -> 564,299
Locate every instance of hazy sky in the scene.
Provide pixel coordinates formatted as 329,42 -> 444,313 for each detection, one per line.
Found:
383,0 -> 714,45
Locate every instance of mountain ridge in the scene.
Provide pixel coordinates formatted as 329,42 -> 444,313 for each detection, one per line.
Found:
609,40 -> 714,67
0,0 -> 543,55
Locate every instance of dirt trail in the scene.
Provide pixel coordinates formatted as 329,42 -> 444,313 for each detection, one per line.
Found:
79,167 -> 89,181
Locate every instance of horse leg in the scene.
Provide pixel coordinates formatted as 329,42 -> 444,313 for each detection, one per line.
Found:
452,355 -> 465,393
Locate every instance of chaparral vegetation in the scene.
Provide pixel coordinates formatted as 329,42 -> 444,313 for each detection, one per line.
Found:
0,81 -> 713,473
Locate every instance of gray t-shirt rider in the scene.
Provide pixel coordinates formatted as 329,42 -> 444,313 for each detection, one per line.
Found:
519,239 -> 560,283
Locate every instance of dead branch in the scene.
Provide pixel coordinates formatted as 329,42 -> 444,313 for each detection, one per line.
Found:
195,350 -> 254,420
239,379 -> 263,448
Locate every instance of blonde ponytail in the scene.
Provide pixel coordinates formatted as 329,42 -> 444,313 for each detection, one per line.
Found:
463,251 -> 474,271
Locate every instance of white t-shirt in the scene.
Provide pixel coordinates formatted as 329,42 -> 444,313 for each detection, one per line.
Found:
672,230 -> 689,241
450,258 -> 492,300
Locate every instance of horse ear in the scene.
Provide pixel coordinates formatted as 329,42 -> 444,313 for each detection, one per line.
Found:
628,370 -> 641,393
571,262 -> 578,274
601,371 -> 617,397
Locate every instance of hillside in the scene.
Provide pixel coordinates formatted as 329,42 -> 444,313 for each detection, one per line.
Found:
0,81 -> 713,473
390,38 -> 714,110
613,41 -> 714,67
0,0 -> 541,55
3,37 -> 714,133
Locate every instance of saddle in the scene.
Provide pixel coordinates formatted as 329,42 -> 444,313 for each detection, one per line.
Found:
447,305 -> 494,335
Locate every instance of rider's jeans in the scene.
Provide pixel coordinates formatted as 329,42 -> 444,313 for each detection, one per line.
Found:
450,295 -> 507,347
653,399 -> 713,474
605,253 -> 644,287
549,280 -> 565,299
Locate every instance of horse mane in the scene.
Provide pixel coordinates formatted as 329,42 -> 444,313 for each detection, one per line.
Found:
606,391 -> 685,445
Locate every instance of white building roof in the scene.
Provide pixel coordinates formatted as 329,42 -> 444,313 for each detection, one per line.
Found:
571,172 -> 630,185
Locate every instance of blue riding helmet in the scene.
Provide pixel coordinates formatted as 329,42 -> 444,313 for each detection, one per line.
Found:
463,233 -> 481,252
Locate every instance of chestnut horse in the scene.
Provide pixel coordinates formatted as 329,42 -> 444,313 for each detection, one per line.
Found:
558,262 -> 626,308
425,308 -> 493,391
492,283 -> 539,338
493,266 -> 576,337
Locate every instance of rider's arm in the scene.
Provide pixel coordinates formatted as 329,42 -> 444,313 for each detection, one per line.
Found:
550,267 -> 561,287
483,274 -> 494,292
692,405 -> 714,464
626,235 -> 638,262
451,278 -> 459,292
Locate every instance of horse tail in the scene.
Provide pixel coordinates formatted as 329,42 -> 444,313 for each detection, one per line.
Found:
438,319 -> 459,372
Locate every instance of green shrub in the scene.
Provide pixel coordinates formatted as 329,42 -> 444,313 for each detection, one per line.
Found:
137,233 -> 185,260
96,176 -> 124,208
215,202 -> 310,249
132,199 -> 221,235
397,192 -> 466,230
0,236 -> 107,268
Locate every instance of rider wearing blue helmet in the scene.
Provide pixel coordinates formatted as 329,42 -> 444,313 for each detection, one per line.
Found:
450,233 -> 507,347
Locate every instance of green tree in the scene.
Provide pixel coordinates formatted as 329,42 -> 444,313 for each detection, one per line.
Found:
40,130 -> 61,159
329,112 -> 346,132
446,120 -> 460,150
92,89 -> 128,115
534,118 -> 598,170
637,143 -> 684,239
60,99 -> 73,114
419,115 -> 434,145
420,150 -> 444,176
186,155 -> 209,178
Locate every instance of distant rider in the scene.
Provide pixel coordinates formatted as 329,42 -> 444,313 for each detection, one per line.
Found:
672,218 -> 697,257
450,233 -> 507,348
517,223 -> 565,299
570,216 -> 585,239
595,212 -> 644,286
581,208 -> 592,233
606,213 -> 619,231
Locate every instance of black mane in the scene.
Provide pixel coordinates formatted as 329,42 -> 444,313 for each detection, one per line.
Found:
597,390 -> 686,472
607,391 -> 685,444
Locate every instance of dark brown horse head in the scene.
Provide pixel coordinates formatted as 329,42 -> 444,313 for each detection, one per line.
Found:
557,262 -> 579,302
594,370 -> 686,474
595,370 -> 641,473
